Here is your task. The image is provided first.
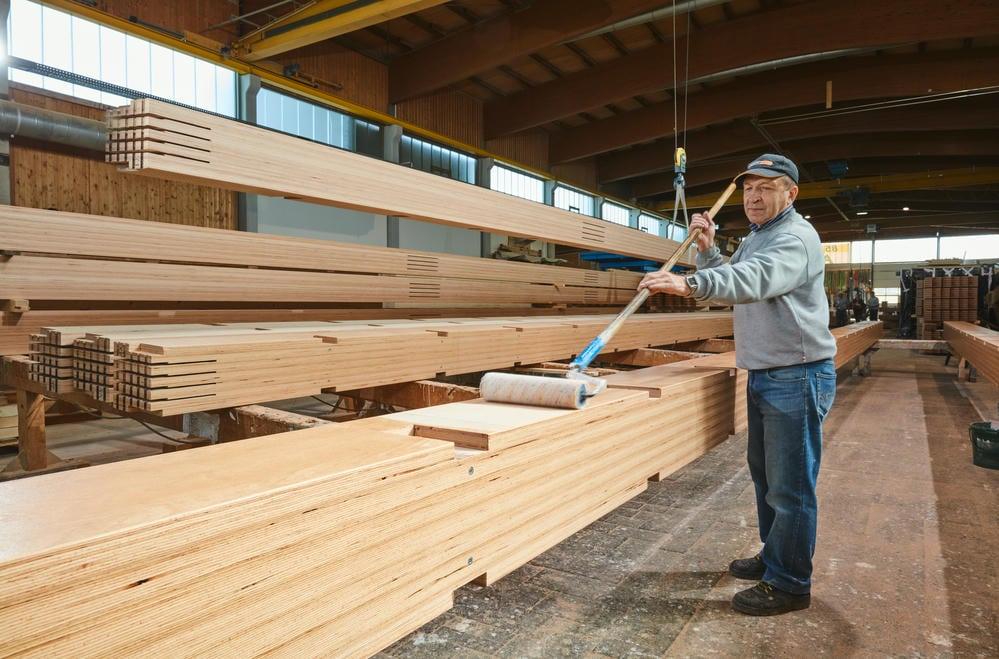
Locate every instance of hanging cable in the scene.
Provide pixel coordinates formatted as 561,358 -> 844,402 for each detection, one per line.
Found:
671,0 -> 678,153
682,11 -> 691,148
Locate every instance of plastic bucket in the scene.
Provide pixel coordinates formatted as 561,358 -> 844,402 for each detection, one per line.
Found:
969,422 -> 999,470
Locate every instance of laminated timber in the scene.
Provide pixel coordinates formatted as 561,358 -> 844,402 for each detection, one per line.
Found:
106,100 -> 687,263
0,365 -> 735,656
944,321 -> 999,386
68,313 -> 733,415
0,207 -> 641,305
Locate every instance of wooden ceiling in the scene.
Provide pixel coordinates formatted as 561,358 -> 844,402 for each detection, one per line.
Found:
229,0 -> 999,240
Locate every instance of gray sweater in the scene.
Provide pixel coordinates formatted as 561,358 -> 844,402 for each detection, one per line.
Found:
690,207 -> 837,370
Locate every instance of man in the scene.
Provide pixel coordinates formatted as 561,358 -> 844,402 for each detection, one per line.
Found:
852,292 -> 867,322
867,290 -> 880,321
639,154 -> 837,616
834,292 -> 849,327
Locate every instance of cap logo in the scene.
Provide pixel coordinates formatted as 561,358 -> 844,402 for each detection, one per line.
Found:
754,159 -> 774,167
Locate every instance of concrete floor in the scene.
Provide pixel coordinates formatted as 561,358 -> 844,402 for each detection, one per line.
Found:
381,350 -> 999,658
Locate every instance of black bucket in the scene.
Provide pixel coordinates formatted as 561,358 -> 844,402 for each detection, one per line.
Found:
969,422 -> 999,470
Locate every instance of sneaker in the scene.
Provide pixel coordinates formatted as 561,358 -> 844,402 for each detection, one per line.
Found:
728,553 -> 765,580
732,581 -> 811,616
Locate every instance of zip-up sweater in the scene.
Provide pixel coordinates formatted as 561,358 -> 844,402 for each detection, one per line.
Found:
690,206 -> 837,370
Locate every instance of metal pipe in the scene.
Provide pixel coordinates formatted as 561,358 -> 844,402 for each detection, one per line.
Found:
566,0 -> 730,43
0,99 -> 107,152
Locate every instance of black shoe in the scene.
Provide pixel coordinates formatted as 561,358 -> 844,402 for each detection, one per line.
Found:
728,553 -> 765,580
732,581 -> 811,616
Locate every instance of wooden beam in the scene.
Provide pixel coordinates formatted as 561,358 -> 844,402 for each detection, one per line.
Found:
237,0 -> 450,61
599,96 -> 999,182
218,405 -> 331,442
550,49 -> 999,162
388,0 -> 677,102
338,380 -> 480,410
108,100 -> 686,263
485,0 -> 999,137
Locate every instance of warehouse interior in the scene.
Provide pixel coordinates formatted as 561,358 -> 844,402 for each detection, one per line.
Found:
1,0 -> 997,656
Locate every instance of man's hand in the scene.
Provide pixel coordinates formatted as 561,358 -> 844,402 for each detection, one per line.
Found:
690,213 -> 716,253
639,271 -> 691,297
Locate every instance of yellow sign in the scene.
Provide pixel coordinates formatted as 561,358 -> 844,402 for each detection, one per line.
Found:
823,242 -> 851,264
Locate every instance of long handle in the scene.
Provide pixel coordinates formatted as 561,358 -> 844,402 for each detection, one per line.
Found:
570,181 -> 738,371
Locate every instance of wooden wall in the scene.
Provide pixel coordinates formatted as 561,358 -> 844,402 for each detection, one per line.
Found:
96,0 -> 234,42
396,91 -> 483,148
487,130 -> 549,172
11,86 -> 237,229
275,42 -> 390,111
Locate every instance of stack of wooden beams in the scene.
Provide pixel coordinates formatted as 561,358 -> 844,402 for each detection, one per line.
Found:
0,326 -> 880,656
107,99 -> 687,263
831,321 -> 883,368
944,321 -> 999,385
0,206 -> 664,356
103,313 -> 732,415
916,277 -> 979,339
0,365 -> 734,655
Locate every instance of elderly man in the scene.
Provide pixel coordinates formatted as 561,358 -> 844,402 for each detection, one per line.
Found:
639,154 -> 837,616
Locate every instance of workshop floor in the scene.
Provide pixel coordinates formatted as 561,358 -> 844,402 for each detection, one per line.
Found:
381,350 -> 999,658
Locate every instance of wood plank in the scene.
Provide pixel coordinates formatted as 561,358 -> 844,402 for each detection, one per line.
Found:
945,321 -> 999,386
108,100 -> 687,263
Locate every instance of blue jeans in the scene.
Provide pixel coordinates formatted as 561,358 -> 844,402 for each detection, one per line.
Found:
746,358 -> 836,594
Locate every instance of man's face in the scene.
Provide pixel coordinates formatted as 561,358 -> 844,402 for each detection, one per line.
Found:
742,175 -> 797,225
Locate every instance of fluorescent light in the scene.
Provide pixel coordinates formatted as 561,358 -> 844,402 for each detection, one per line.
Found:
902,206 -> 910,211
856,211 -> 868,216
804,214 -> 811,219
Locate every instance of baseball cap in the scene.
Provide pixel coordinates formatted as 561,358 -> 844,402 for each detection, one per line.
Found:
735,153 -> 799,184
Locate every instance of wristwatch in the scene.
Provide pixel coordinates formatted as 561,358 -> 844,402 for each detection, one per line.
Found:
684,276 -> 699,297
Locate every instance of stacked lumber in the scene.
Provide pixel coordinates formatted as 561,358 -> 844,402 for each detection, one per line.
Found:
831,321 -> 883,368
915,276 -> 979,339
106,312 -> 733,415
107,100 -> 686,263
944,321 -> 999,385
0,306 -> 621,357
0,365 -> 737,655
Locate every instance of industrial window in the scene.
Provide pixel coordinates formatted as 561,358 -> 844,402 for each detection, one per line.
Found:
939,234 -> 999,261
400,135 -> 476,184
553,185 -> 594,216
257,87 -> 355,150
601,201 -> 630,226
637,213 -> 665,236
490,164 -> 544,203
851,238 -> 938,264
669,223 -> 688,242
8,0 -> 237,115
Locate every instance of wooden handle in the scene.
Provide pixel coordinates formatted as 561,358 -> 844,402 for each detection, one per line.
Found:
656,180 -> 739,275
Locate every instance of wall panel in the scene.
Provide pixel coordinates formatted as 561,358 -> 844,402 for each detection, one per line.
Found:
396,91 -> 484,148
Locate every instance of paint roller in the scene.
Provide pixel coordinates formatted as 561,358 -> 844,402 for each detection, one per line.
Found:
479,180 -> 738,410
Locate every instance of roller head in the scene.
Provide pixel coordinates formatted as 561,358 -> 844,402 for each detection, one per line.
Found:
479,372 -> 605,410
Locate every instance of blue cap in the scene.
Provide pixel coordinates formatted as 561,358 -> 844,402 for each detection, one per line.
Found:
736,153 -> 799,184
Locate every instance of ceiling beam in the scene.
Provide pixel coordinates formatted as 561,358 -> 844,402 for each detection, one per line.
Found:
484,0 -> 999,138
629,131 -> 999,197
388,0 -> 686,102
598,96 -> 999,182
550,49 -> 999,163
676,167 -> 999,211
236,0 -> 449,61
